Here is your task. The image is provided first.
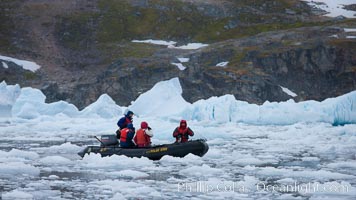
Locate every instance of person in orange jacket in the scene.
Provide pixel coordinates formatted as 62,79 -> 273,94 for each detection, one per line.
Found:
173,120 -> 194,143
120,123 -> 136,148
134,121 -> 153,147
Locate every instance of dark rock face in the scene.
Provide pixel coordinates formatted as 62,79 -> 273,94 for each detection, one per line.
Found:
0,0 -> 355,109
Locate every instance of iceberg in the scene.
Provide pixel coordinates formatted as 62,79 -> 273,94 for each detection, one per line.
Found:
80,94 -> 122,118
0,81 -> 21,117
129,77 -> 190,117
0,78 -> 355,125
181,91 -> 356,125
11,87 -> 79,119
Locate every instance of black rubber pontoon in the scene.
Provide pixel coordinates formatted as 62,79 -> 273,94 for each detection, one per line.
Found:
78,136 -> 209,160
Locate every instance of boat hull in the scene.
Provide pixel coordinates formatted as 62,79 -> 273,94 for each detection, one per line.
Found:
78,139 -> 209,160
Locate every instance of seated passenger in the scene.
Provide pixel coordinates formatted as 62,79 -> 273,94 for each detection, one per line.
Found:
173,120 -> 194,143
134,121 -> 153,148
117,110 -> 134,130
120,123 -> 136,148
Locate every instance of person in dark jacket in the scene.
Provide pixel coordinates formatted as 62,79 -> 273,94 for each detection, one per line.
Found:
117,110 -> 134,130
120,123 -> 136,148
173,120 -> 194,143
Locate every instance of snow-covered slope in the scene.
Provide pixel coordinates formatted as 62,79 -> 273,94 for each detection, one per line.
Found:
0,55 -> 41,72
303,0 -> 356,18
0,79 -> 355,125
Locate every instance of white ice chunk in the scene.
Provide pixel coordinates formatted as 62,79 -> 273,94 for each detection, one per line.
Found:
344,28 -> 356,32
177,57 -> 190,62
39,156 -> 73,165
132,39 -> 177,47
346,36 -> 356,39
35,142 -> 82,154
111,170 -> 149,179
0,162 -> 40,177
171,43 -> 209,50
179,164 -> 223,177
216,61 -> 229,67
0,55 -> 41,72
171,62 -> 186,70
0,81 -> 21,117
327,161 -> 356,169
280,86 -> 298,97
80,154 -> 153,169
2,190 -> 34,200
2,61 -> 8,68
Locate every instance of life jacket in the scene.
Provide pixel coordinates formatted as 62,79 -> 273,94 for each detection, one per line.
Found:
178,127 -> 189,135
120,128 -> 130,142
135,129 -> 151,147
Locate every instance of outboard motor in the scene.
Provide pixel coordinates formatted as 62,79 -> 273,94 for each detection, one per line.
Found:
100,135 -> 119,147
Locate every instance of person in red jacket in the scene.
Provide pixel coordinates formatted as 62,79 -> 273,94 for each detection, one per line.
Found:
134,121 -> 153,147
173,120 -> 194,143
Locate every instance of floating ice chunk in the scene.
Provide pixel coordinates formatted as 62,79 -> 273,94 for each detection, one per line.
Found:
280,86 -> 297,97
80,94 -> 122,118
110,193 -> 126,200
132,39 -> 177,47
6,149 -> 40,160
111,170 -> 149,179
302,157 -> 320,162
92,180 -> 160,199
233,157 -> 267,166
276,178 -> 296,184
48,175 -> 60,180
160,154 -> 203,165
0,162 -> 40,177
179,164 -> 223,177
177,57 -> 189,62
129,77 -> 190,117
0,55 -> 41,72
171,62 -> 186,70
255,167 -> 355,180
327,161 -> 356,169
36,142 -> 82,154
39,156 -> 73,165
2,190 -> 34,200
216,61 -> 229,67
81,154 -> 153,169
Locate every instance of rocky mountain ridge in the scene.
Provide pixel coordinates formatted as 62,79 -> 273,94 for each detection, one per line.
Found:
0,0 -> 355,109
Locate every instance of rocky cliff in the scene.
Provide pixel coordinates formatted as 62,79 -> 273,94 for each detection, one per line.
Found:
0,0 -> 355,109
